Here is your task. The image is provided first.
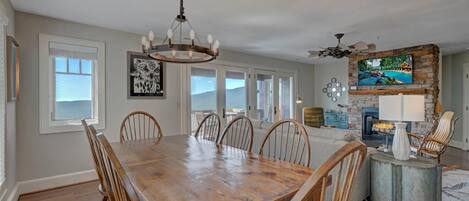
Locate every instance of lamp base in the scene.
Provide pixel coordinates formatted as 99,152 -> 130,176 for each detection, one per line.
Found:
392,122 -> 410,160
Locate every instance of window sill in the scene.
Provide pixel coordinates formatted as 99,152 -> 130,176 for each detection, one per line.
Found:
40,119 -> 105,134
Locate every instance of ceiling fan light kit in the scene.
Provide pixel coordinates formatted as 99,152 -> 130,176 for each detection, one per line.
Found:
141,0 -> 219,64
308,33 -> 376,59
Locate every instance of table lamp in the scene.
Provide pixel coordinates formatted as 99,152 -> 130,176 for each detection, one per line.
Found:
379,94 -> 425,160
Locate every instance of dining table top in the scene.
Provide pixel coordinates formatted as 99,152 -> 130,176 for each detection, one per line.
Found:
111,135 -> 314,201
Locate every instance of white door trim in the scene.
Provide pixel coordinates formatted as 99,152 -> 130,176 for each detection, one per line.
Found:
462,63 -> 469,150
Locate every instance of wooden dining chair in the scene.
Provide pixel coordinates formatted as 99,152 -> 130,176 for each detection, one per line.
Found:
120,111 -> 163,143
218,116 -> 254,152
291,141 -> 367,201
259,119 -> 311,167
96,132 -> 140,201
194,113 -> 221,142
409,111 -> 459,163
81,120 -> 109,201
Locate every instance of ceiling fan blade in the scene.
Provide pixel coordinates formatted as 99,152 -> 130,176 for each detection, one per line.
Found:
308,50 -> 321,58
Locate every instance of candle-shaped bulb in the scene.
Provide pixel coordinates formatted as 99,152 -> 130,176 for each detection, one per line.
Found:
141,36 -> 148,46
190,30 -> 195,40
213,40 -> 220,50
167,29 -> 173,39
171,49 -> 176,57
207,34 -> 213,44
148,31 -> 155,41
189,50 -> 193,58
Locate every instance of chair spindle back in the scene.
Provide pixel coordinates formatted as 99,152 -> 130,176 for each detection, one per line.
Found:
292,141 -> 367,201
194,113 -> 221,142
120,111 -> 162,143
96,132 -> 140,201
218,116 -> 254,152
259,119 -> 311,167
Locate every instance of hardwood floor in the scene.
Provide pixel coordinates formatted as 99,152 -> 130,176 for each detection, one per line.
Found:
16,147 -> 469,201
18,180 -> 103,201
441,146 -> 469,170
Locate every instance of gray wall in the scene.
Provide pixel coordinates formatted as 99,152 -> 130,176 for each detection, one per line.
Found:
313,60 -> 348,110
0,0 -> 16,199
442,51 -> 469,143
15,12 -> 314,182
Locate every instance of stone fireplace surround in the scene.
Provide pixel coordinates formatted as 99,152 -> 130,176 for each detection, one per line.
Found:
347,44 -> 440,135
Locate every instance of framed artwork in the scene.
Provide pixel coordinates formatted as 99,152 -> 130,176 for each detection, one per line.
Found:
127,51 -> 165,99
6,36 -> 19,102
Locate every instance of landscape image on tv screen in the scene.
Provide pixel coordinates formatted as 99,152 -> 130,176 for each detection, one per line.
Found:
358,54 -> 413,86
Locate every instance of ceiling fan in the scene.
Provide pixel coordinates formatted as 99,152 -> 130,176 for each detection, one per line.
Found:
308,33 -> 376,59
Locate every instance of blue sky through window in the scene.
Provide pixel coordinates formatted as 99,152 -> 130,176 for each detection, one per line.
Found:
55,57 -> 93,102
191,76 -> 245,95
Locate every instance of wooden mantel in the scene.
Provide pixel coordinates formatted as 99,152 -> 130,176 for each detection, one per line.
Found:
348,88 -> 426,96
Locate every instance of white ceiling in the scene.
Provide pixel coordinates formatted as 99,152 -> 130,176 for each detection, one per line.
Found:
10,0 -> 469,64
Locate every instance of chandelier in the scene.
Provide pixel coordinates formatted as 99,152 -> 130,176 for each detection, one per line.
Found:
140,0 -> 219,63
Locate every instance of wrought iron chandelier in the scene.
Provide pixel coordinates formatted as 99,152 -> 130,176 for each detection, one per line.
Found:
140,0 -> 219,63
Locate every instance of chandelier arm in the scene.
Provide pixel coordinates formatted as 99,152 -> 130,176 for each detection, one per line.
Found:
186,20 -> 203,44
179,21 -> 183,43
161,18 -> 178,44
170,22 -> 183,43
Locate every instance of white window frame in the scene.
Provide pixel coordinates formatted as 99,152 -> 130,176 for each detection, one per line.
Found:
39,34 -> 105,134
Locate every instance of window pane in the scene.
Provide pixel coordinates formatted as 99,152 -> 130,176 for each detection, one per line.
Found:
225,71 -> 246,122
81,60 -> 93,74
54,73 -> 93,120
68,58 -> 80,73
55,57 -> 67,73
256,73 -> 274,122
190,68 -> 217,132
279,76 -> 293,119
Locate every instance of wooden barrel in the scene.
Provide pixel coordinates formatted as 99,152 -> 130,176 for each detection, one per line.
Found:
302,107 -> 324,128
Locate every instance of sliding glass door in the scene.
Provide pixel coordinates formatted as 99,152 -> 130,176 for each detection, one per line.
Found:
224,70 -> 247,123
278,74 -> 294,120
187,65 -> 296,133
190,67 -> 217,132
190,66 -> 248,131
253,70 -> 294,122
255,72 -> 274,122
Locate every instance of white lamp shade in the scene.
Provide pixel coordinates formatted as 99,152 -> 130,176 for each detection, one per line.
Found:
379,94 -> 425,122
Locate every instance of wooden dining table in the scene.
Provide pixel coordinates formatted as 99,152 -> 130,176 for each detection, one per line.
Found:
111,135 -> 315,201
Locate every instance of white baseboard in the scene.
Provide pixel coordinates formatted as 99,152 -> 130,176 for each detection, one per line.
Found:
449,140 -> 466,150
4,185 -> 18,201
3,170 -> 97,201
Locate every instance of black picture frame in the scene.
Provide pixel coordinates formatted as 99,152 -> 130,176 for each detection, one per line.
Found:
127,51 -> 165,99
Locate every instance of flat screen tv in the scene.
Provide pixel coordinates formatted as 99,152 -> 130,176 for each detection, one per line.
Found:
358,54 -> 413,86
